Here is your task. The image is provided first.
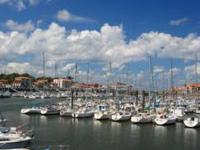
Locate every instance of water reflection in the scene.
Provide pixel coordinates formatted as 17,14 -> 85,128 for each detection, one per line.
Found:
93,120 -> 105,128
184,128 -> 198,148
40,115 -> 48,124
154,125 -> 168,137
20,113 -> 30,120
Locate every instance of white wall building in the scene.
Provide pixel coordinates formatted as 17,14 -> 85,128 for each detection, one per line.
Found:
53,78 -> 73,89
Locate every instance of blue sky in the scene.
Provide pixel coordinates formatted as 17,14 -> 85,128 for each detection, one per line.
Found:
1,0 -> 200,37
0,0 -> 199,87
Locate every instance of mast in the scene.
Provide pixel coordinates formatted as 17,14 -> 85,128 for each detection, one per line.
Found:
42,52 -> 46,77
54,61 -> 57,78
86,63 -> 90,84
170,58 -> 174,99
109,62 -> 113,100
85,63 -> 90,102
161,71 -> 165,101
74,63 -> 78,82
195,54 -> 198,83
149,55 -> 155,105
109,62 -> 112,83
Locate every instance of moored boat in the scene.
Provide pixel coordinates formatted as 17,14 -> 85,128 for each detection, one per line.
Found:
183,115 -> 200,128
20,107 -> 42,115
172,106 -> 185,122
72,108 -> 94,118
154,113 -> 176,125
111,112 -> 131,122
60,108 -> 74,117
94,111 -> 110,120
94,103 -> 111,120
0,127 -> 32,149
131,113 -> 154,124
40,107 -> 60,115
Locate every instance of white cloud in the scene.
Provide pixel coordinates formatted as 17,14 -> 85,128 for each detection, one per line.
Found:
1,22 -> 200,76
170,17 -> 189,26
0,0 -> 42,11
170,67 -> 181,75
184,63 -> 200,78
61,63 -> 76,72
56,9 -> 94,23
5,20 -> 35,33
6,62 -> 32,73
154,65 -> 164,73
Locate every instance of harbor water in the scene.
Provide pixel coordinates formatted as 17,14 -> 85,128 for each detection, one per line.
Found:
0,98 -> 200,150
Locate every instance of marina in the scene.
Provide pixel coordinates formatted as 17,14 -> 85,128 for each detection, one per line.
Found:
0,0 -> 200,149
0,93 -> 200,150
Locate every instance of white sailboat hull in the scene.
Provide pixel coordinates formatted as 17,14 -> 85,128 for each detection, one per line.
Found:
111,113 -> 131,122
72,112 -> 94,118
184,117 -> 200,128
60,110 -> 73,117
94,112 -> 110,120
40,108 -> 59,115
154,118 -> 176,125
20,108 -> 41,114
131,116 -> 152,124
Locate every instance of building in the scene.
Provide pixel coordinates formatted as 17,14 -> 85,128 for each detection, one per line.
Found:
52,78 -> 74,89
186,83 -> 200,93
12,77 -> 32,90
0,79 -> 8,88
72,83 -> 101,89
174,83 -> 200,94
34,79 -> 49,88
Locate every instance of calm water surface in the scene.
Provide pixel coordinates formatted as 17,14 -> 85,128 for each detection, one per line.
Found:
0,98 -> 199,150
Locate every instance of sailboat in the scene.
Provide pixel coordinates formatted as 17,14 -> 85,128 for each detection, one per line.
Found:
111,111 -> 132,122
20,107 -> 42,115
40,105 -> 60,115
183,115 -> 200,128
60,107 -> 74,117
154,113 -> 176,125
131,113 -> 154,124
72,106 -> 94,118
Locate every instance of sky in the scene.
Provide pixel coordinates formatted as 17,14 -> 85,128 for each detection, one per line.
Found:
0,0 -> 200,88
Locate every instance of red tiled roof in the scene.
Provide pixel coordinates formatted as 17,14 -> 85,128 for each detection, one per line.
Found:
187,83 -> 200,87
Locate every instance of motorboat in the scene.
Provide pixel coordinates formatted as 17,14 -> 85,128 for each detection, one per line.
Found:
94,104 -> 110,120
94,111 -> 110,120
0,127 -> 32,149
